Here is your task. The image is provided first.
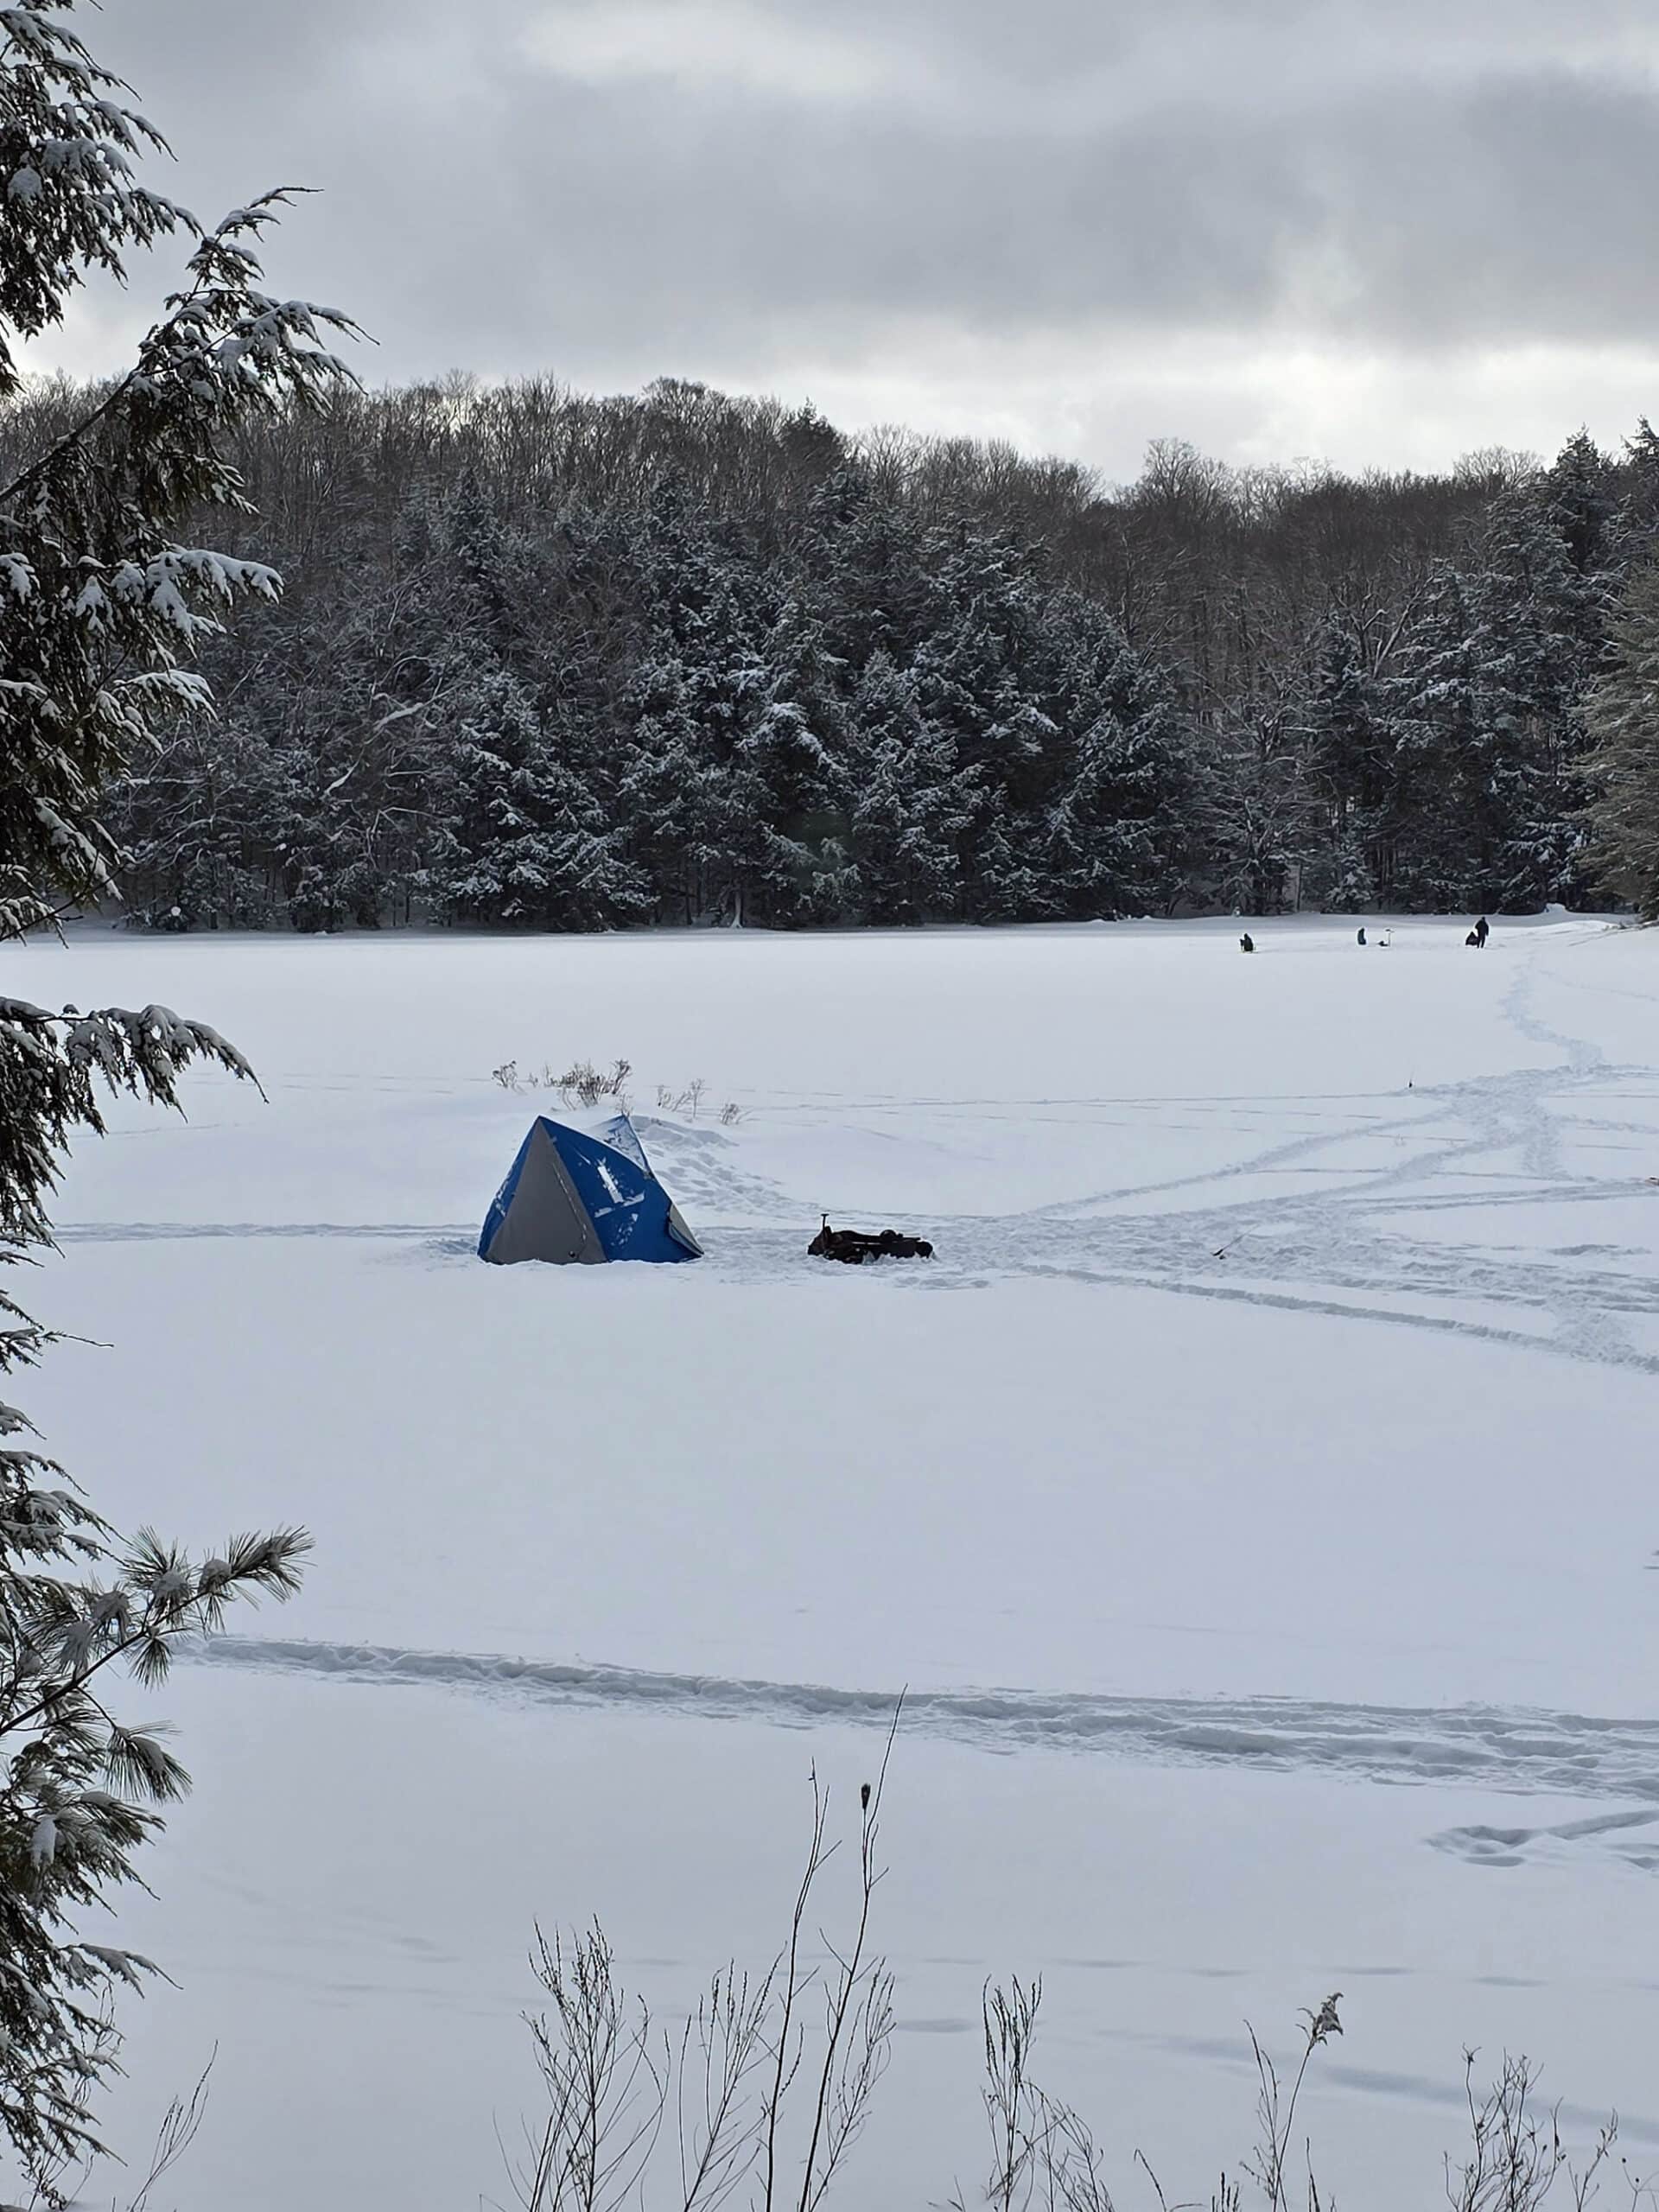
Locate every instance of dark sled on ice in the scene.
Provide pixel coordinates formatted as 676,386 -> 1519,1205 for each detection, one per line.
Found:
808,1216 -> 934,1265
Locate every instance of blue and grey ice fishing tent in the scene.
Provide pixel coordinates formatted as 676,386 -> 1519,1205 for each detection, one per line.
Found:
478,1112 -> 702,1266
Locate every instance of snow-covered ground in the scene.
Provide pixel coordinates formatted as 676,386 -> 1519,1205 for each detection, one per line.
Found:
19,912 -> 1659,2209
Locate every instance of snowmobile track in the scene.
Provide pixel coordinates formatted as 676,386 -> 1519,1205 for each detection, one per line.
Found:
182,1633 -> 1659,1811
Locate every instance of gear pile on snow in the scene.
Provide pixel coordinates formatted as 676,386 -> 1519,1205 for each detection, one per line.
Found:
808,1217 -> 934,1265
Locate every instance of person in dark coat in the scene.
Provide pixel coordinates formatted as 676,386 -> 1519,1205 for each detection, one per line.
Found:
1475,915 -> 1490,947
1357,926 -> 1366,945
1240,932 -> 1255,953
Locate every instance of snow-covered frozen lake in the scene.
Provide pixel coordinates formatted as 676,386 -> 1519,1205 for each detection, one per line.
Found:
22,912 -> 1659,2209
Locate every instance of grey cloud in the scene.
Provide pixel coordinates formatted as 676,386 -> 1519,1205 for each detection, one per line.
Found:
392,60 -> 1659,356
1306,73 -> 1659,346
43,0 -> 1659,471
536,0 -> 1656,101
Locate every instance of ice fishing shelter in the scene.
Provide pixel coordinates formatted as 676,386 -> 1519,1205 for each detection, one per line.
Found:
478,1112 -> 702,1266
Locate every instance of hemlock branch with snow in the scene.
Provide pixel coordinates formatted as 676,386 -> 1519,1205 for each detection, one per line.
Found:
0,3 -> 349,2197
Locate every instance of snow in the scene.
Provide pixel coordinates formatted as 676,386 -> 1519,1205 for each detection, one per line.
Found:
15,910 -> 1659,2209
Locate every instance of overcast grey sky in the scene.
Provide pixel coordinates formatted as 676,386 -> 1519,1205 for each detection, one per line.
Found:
36,0 -> 1659,480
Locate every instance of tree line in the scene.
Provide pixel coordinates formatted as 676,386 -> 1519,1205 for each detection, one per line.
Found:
7,372 -> 1659,931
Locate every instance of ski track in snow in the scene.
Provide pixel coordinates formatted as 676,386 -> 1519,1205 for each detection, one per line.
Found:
177,1633 -> 1659,1868
60,946 -> 1659,1376
76,933 -> 1659,1867
57,1221 -> 476,1243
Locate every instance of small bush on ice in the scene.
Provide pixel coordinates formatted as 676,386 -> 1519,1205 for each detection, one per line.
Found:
490,1058 -> 634,1107
488,1056 -> 744,1122
556,1057 -> 633,1109
653,1077 -> 744,1123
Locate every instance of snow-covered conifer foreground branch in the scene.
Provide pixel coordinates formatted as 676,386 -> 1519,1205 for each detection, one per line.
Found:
0,1 -> 353,2193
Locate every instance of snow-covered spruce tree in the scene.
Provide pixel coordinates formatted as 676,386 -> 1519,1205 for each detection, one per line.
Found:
1298,618 -> 1392,907
616,632 -> 722,922
1465,491 -> 1604,909
615,481 -> 777,923
425,658 -> 649,928
840,651 -> 977,923
1039,600 -> 1195,919
0,4 -> 349,2194
1288,486 -> 1604,918
417,484 -> 648,931
1579,560 -> 1659,917
909,531 -> 1053,918
1613,418 -> 1659,572
1379,563 -> 1500,910
1543,429 -> 1619,586
719,595 -> 844,925
802,461 -> 944,676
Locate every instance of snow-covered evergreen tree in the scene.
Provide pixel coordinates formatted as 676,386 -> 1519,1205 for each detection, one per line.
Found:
0,28 -> 354,942
1467,493 -> 1602,906
391,482 -> 649,929
616,483 -> 774,922
1299,619 -> 1390,906
0,6 -> 340,2190
1040,601 -> 1194,918
732,596 -> 846,921
1382,564 -> 1503,908
616,639 -> 717,922
909,534 -> 1058,915
1580,560 -> 1659,916
1614,418 -> 1659,571
840,652 -> 977,923
424,660 -> 645,927
804,464 -> 942,674
67,348 -> 1659,930
1543,429 -> 1618,583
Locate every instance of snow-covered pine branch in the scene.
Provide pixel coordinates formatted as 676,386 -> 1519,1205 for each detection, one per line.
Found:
0,3 -> 339,2196
1,84 -> 360,939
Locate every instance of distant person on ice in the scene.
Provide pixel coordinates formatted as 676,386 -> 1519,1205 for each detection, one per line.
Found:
1240,931 -> 1255,953
1357,926 -> 1366,945
1475,916 -> 1490,947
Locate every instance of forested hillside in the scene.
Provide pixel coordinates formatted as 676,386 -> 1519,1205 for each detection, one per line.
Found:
8,372 -> 1657,930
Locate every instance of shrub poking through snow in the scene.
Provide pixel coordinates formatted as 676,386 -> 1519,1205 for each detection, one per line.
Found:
507,1730 -> 1616,2212
556,1057 -> 633,1110
492,1059 -> 745,1121
656,1077 -> 742,1122
508,1707 -> 900,2212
